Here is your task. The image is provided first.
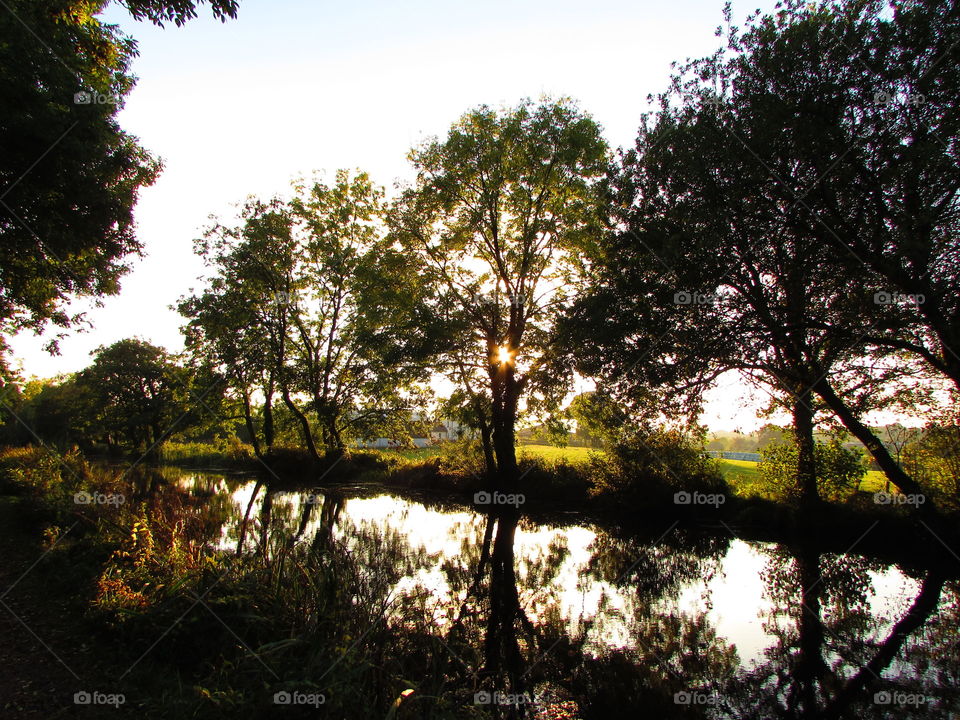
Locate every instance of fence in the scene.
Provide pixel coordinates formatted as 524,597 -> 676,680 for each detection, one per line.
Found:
705,450 -> 761,462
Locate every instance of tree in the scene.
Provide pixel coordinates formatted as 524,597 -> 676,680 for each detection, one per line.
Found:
563,0 -> 938,509
0,1 -> 159,358
76,338 -> 196,451
0,0 -> 240,369
182,172 -> 435,462
758,437 -> 866,504
392,99 -> 609,489
566,391 -> 629,449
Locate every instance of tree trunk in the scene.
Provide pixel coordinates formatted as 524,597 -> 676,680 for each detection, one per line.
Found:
263,375 -> 275,451
478,417 -> 496,480
281,384 -> 321,462
490,366 -> 521,491
793,390 -> 820,511
327,416 -> 344,452
241,390 -> 263,459
812,377 -> 929,503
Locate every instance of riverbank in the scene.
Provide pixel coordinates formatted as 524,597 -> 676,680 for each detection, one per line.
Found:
84,440 -> 960,565
1,445 -> 959,719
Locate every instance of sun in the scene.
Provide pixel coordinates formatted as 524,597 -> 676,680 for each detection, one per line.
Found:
496,345 -> 513,365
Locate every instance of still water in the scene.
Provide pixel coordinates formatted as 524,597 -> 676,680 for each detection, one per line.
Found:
145,465 -> 959,719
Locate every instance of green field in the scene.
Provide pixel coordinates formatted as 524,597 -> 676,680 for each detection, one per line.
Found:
518,444 -> 598,463
377,446 -> 893,495
718,458 -> 890,493
372,446 -> 442,461
717,458 -> 761,483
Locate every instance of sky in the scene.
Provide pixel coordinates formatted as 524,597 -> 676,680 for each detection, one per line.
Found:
9,0 -> 791,432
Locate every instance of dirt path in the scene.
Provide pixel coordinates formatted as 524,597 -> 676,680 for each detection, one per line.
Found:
0,498 -> 133,719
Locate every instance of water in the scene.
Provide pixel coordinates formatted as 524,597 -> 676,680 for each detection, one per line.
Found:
145,465 -> 959,718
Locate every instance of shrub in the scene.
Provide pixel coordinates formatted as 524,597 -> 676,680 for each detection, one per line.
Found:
588,427 -> 726,503
757,437 -> 866,504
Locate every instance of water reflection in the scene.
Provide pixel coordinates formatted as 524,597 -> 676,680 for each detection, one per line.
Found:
161,467 -> 959,718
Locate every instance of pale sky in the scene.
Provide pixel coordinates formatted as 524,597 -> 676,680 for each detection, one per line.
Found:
9,0 -> 791,431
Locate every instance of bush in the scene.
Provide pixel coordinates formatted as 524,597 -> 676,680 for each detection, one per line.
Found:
757,437 -> 865,504
588,428 -> 726,503
435,435 -> 489,480
158,439 -> 255,467
901,425 -> 960,511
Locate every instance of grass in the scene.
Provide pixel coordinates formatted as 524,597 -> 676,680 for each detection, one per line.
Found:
518,444 -> 598,464
371,446 -> 442,462
718,458 -> 891,494
717,458 -> 761,484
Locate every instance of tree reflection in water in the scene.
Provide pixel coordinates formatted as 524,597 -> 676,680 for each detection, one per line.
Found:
168,468 -> 959,719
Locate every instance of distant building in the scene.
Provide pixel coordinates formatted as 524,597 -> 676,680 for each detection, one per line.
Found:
353,418 -> 466,449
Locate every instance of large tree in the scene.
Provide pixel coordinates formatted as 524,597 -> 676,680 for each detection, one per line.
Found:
564,0 -> 949,508
392,99 -> 608,489
76,337 -> 196,451
0,0 -> 239,368
181,171 -> 435,461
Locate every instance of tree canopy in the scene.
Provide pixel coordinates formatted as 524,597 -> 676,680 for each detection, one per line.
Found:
392,98 -> 609,485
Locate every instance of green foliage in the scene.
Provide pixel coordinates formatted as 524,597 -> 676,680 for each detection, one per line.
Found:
122,0 -> 240,26
588,427 -> 725,502
158,439 -> 255,467
181,171 -> 433,458
435,434 -> 488,480
902,425 -> 960,511
757,438 -> 866,504
393,98 -> 610,478
76,338 -> 206,452
566,390 -> 630,448
0,1 -> 160,352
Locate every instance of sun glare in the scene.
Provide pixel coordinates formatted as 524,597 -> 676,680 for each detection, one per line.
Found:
496,345 -> 512,365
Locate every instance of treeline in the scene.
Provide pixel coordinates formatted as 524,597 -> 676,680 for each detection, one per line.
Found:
1,0 -> 958,515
